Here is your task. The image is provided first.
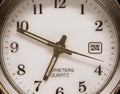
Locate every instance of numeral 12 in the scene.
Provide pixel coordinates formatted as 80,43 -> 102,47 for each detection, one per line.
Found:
55,0 -> 66,8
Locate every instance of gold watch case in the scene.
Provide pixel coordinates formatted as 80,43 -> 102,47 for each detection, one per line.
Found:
0,0 -> 120,94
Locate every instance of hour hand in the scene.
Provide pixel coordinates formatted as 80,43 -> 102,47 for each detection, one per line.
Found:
43,52 -> 59,81
17,28 -> 55,45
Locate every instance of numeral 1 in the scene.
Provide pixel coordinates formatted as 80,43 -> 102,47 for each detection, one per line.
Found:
33,4 -> 43,14
80,4 -> 85,15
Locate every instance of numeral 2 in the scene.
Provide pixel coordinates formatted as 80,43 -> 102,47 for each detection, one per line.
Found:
95,20 -> 103,31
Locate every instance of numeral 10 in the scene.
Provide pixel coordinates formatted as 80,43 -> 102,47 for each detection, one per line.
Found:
17,21 -> 29,30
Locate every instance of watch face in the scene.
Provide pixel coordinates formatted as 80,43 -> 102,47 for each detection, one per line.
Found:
0,0 -> 119,94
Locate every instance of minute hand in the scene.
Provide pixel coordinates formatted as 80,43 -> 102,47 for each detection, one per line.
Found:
48,43 -> 103,62
63,48 -> 103,62
17,28 -> 55,45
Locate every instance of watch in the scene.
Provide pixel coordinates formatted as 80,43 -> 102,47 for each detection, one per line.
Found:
0,0 -> 120,94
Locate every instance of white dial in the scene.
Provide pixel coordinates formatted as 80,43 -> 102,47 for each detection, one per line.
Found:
1,0 -> 119,94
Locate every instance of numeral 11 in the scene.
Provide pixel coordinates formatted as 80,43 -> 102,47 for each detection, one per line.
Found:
33,4 -> 43,14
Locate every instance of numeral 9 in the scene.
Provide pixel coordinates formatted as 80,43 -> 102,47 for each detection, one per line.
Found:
10,42 -> 19,53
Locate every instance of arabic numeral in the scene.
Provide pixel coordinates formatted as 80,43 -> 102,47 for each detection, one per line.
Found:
33,4 -> 43,14
10,42 -> 19,53
17,64 -> 25,75
55,0 -> 66,8
17,20 -> 29,30
95,20 -> 103,31
56,87 -> 64,94
80,4 -> 85,15
79,81 -> 87,92
95,65 -> 102,75
34,80 -> 42,93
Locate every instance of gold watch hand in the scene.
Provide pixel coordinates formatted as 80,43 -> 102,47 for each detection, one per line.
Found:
43,51 -> 60,81
17,28 -> 55,45
48,43 -> 103,62
17,28 -> 72,55
43,35 -> 67,81
62,48 -> 103,62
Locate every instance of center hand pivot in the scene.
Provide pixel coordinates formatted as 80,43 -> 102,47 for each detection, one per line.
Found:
43,35 -> 67,81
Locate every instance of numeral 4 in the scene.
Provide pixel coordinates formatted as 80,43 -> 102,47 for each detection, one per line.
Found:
95,65 -> 102,75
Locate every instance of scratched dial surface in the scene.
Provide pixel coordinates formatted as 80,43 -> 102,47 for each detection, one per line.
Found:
0,0 -> 119,94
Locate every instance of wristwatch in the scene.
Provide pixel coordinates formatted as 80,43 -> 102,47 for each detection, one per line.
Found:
0,0 -> 120,94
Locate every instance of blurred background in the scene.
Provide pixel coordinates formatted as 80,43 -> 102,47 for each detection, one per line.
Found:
118,0 -> 120,7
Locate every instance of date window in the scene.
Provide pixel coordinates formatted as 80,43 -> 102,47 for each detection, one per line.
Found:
88,42 -> 102,54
